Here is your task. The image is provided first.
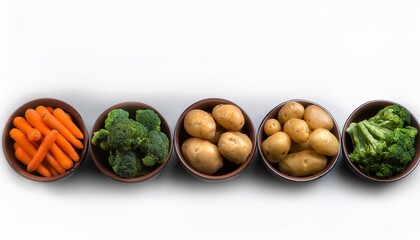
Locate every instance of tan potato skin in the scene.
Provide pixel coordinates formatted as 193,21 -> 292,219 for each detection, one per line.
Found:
303,105 -> 334,131
283,118 -> 310,144
289,139 -> 313,153
184,109 -> 216,140
279,150 -> 327,177
182,138 -> 223,175
277,101 -> 305,124
209,124 -> 225,145
308,128 -> 339,156
261,131 -> 291,163
212,104 -> 245,131
218,131 -> 252,165
263,118 -> 282,136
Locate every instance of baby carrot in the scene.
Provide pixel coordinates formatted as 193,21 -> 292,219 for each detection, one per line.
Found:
27,128 -> 42,142
49,143 -> 73,170
28,130 -> 58,172
53,108 -> 84,139
25,109 -> 80,161
15,147 -> 51,177
10,128 -> 66,174
44,162 -> 59,176
42,112 -> 84,149
46,106 -> 54,114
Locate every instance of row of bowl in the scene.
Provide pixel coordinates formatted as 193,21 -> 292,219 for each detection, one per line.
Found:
3,97 -> 420,183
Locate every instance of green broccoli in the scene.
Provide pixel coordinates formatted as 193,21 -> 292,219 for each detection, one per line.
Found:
136,109 -> 161,132
109,150 -> 150,178
140,130 -> 169,167
107,119 -> 148,152
91,129 -> 109,150
346,104 -> 417,178
104,109 -> 130,130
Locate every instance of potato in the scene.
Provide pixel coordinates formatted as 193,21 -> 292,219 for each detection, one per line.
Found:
308,128 -> 339,156
181,138 -> 223,175
212,104 -> 245,131
303,105 -> 334,131
261,131 -> 291,163
283,118 -> 310,144
209,124 -> 225,145
218,131 -> 252,165
184,109 -> 216,140
289,139 -> 313,153
279,150 -> 327,177
277,101 -> 305,124
263,118 -> 281,136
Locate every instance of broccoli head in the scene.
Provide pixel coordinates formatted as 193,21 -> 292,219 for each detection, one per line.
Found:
107,119 -> 148,152
368,104 -> 411,130
140,130 -> 169,167
91,129 -> 109,150
136,109 -> 161,132
104,109 -> 130,130
109,150 -> 153,178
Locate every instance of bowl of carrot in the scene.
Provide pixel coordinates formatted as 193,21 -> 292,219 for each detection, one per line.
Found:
2,98 -> 89,182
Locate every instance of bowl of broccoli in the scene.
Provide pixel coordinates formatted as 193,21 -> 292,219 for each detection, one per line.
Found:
342,100 -> 420,182
89,102 -> 172,183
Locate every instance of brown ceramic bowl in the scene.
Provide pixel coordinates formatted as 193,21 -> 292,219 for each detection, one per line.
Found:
342,100 -> 420,182
258,99 -> 341,182
2,98 -> 89,182
174,98 -> 256,181
90,102 -> 173,183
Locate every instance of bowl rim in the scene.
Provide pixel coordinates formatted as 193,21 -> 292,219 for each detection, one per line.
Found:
89,101 -> 173,183
341,99 -> 420,183
257,98 -> 342,182
174,97 -> 256,181
2,97 -> 89,182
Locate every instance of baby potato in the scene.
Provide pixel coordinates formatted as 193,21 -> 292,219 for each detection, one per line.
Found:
212,104 -> 245,131
261,131 -> 291,163
218,131 -> 252,165
263,118 -> 281,136
181,138 -> 223,175
289,139 -> 313,153
308,128 -> 339,156
283,118 -> 310,144
277,101 -> 305,124
184,109 -> 216,140
303,105 -> 334,131
209,124 -> 225,145
279,150 -> 327,177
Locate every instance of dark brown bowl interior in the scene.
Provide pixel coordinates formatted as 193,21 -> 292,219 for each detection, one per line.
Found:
174,98 -> 256,181
89,102 -> 173,183
258,99 -> 341,182
342,100 -> 420,182
2,98 -> 89,182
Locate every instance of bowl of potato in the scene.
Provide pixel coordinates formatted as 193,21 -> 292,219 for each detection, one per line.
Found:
257,99 -> 341,182
174,98 -> 256,181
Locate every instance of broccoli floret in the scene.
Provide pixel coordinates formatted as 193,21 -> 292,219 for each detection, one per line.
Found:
136,109 -> 161,132
346,105 -> 418,178
91,129 -> 109,150
368,105 -> 411,130
107,119 -> 148,152
140,130 -> 169,167
104,109 -> 130,130
109,151 -> 140,178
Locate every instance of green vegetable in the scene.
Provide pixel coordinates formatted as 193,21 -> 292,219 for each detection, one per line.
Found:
346,105 -> 417,178
140,130 -> 170,167
92,108 -> 169,178
136,109 -> 161,132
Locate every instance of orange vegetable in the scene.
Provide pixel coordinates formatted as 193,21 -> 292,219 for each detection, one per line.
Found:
27,128 -> 42,142
9,128 -> 65,174
44,162 -> 59,176
46,106 -> 54,114
14,147 -> 51,177
27,130 -> 58,172
42,112 -> 84,149
49,143 -> 73,170
53,108 -> 84,139
25,109 -> 80,161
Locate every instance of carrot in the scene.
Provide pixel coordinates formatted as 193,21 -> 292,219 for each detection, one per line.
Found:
44,162 -> 59,176
15,147 -> 51,177
13,143 -> 19,151
25,109 -> 80,161
46,106 -> 54,114
49,143 -> 73,170
53,108 -> 84,139
10,128 -> 66,174
27,130 -> 58,172
27,128 -> 42,142
35,105 -> 50,117
42,112 -> 84,149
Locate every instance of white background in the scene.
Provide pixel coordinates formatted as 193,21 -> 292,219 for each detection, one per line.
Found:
1,0 -> 420,239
